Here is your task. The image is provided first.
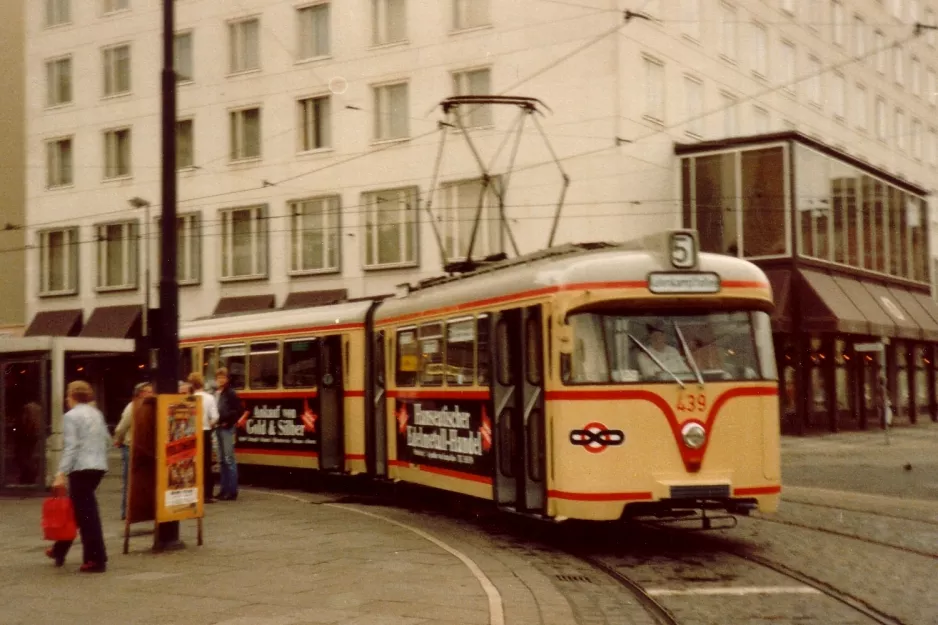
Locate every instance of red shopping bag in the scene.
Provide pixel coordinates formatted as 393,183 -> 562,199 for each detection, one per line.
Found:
41,486 -> 77,542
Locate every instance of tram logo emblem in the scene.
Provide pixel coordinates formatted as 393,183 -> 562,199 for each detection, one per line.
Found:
569,422 -> 625,453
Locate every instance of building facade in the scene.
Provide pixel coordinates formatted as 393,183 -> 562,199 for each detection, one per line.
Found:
19,0 -> 938,431
0,0 -> 25,333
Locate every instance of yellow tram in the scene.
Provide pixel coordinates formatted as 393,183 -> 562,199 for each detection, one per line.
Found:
179,230 -> 781,523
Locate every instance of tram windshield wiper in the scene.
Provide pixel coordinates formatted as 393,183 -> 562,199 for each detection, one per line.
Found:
673,323 -> 704,386
628,334 -> 685,388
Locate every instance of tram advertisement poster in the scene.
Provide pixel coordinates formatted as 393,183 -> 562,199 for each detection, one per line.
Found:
156,394 -> 204,523
235,395 -> 320,451
394,398 -> 494,477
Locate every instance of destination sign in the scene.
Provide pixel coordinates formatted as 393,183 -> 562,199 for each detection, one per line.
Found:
648,272 -> 721,294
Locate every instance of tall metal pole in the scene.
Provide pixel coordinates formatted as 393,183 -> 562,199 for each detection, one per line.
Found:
143,201 -> 150,338
156,0 -> 181,549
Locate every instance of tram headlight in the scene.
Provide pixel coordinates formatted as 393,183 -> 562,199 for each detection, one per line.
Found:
681,422 -> 706,450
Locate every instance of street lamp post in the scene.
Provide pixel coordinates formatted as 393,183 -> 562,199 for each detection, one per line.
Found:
128,197 -> 150,341
156,0 -> 181,550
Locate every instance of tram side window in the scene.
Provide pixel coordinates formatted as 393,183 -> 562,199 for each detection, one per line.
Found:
250,341 -> 280,389
218,344 -> 246,389
419,323 -> 444,386
396,328 -> 418,387
179,348 -> 194,381
446,318 -> 475,386
283,339 -> 319,388
477,314 -> 490,386
203,346 -> 217,386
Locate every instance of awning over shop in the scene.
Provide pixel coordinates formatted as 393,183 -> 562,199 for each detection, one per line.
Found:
213,294 -> 275,316
831,276 -> 895,338
24,309 -> 83,337
800,270 -> 869,335
281,289 -> 348,309
764,269 -> 791,333
888,287 -> 938,342
909,290 -> 938,328
864,282 -> 921,340
79,305 -> 141,339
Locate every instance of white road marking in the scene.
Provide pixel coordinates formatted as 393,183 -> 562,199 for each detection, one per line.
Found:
242,488 -> 505,625
646,586 -> 821,597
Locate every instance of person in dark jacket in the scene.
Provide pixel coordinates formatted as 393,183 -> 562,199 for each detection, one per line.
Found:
214,368 -> 243,500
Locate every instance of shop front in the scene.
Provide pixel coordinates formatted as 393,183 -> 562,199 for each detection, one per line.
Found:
677,132 -> 937,434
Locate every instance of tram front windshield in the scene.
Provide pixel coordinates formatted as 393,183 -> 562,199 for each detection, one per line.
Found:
563,310 -> 776,384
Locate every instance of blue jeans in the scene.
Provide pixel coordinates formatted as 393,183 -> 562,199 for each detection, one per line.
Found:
216,426 -> 238,498
120,445 -> 129,519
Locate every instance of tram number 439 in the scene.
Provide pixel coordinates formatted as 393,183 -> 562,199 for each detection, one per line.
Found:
676,391 -> 706,412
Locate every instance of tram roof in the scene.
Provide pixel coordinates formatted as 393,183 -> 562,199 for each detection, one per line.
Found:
374,241 -> 770,323
179,299 -> 375,342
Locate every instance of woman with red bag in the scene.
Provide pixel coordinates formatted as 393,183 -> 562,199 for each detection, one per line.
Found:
46,381 -> 110,573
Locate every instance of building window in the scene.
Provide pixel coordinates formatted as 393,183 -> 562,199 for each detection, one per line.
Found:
173,213 -> 201,284
896,109 -> 906,152
854,15 -> 865,56
176,119 -> 194,169
893,48 -> 905,86
875,30 -> 885,74
220,206 -> 268,279
372,0 -> 406,45
831,0 -> 844,46
363,187 -> 418,268
96,221 -> 138,290
298,3 -> 330,59
290,196 -> 340,274
681,0 -> 700,39
174,32 -> 193,82
46,137 -> 73,188
913,118 -> 923,160
892,0 -> 903,19
929,70 -> 937,106
38,228 -> 78,295
911,57 -> 921,97
927,9 -> 936,46
103,128 -> 131,179
684,75 -> 703,137
807,56 -> 821,106
929,128 -> 937,166
452,68 -> 492,127
751,22 -> 767,77
46,57 -> 72,106
229,17 -> 260,73
832,72 -> 845,120
780,41 -> 795,94
230,107 -> 261,161
721,92 -> 738,137
298,95 -> 331,151
440,178 -> 502,261
753,106 -> 769,133
643,55 -> 665,122
102,44 -> 131,96
373,82 -> 409,141
856,83 -> 868,130
46,0 -> 70,27
719,3 -> 737,61
102,0 -> 129,15
780,0 -> 794,15
875,97 -> 887,142
453,0 -> 489,30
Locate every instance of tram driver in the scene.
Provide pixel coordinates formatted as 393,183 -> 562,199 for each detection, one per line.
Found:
636,322 -> 691,381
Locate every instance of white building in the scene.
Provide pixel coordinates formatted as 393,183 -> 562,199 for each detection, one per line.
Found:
22,0 -> 938,332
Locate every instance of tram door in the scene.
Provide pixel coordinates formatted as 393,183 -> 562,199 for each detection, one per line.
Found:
366,330 -> 388,477
318,335 -> 345,471
1,358 -> 49,490
491,306 -> 547,513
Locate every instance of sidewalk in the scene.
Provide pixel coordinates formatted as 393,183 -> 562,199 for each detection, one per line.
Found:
0,455 -> 497,625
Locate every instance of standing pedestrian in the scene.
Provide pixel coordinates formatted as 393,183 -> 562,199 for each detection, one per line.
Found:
113,382 -> 152,521
214,368 -> 243,501
47,381 -> 109,573
187,372 -> 219,503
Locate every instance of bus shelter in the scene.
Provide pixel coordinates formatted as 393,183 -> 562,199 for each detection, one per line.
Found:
0,336 -> 134,493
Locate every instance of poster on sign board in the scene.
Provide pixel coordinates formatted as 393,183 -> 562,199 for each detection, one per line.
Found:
156,394 -> 203,523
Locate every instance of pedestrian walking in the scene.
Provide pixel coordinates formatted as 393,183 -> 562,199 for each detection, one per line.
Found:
47,381 -> 109,573
113,382 -> 153,521
214,368 -> 243,501
187,372 -> 219,503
